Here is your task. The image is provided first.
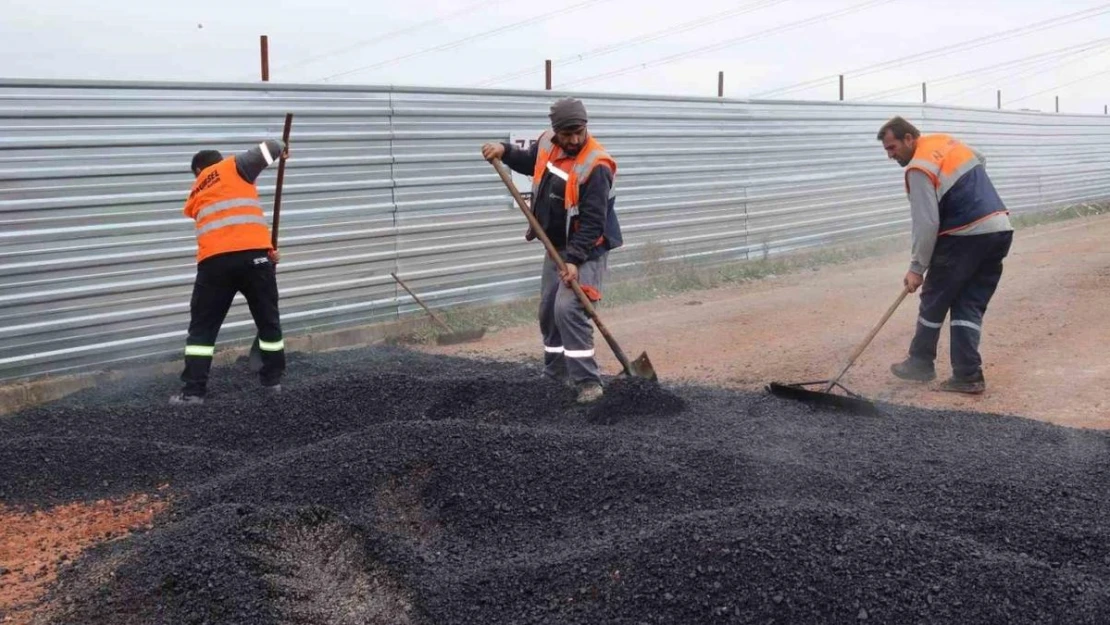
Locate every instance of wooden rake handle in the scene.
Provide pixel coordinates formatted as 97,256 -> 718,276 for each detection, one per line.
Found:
823,287 -> 911,393
390,272 -> 453,333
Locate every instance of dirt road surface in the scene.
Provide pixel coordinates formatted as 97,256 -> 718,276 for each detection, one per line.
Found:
429,215 -> 1110,430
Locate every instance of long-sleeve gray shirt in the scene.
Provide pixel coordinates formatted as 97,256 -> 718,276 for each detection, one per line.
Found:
235,139 -> 286,184
906,149 -> 1012,274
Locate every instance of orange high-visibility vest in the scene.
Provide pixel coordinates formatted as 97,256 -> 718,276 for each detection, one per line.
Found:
531,131 -> 617,243
903,134 -> 979,194
904,134 -> 1008,235
183,157 -> 272,263
533,132 -> 616,209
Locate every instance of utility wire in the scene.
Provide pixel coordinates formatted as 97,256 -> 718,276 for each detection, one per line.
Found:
317,0 -> 613,82
470,0 -> 790,87
270,0 -> 507,75
939,46 -> 1110,102
853,36 -> 1110,101
753,2 -> 1110,98
1004,65 -> 1110,106
561,0 -> 897,89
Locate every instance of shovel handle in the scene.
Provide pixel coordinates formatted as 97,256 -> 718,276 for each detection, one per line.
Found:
270,112 -> 293,249
823,287 -> 911,393
390,272 -> 454,333
490,158 -> 636,376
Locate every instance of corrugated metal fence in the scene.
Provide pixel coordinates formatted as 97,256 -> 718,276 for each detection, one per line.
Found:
2,79 -> 1109,382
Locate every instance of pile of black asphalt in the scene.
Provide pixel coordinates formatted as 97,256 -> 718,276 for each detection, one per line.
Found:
2,345 -> 1108,625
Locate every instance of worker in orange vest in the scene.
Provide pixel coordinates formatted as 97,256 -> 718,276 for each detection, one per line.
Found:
170,138 -> 289,405
878,116 -> 1013,394
481,98 -> 623,404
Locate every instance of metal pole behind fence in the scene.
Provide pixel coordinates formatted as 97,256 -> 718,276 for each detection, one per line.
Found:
260,35 -> 270,82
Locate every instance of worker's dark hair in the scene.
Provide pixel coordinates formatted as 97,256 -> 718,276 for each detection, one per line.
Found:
876,116 -> 920,141
191,150 -> 223,175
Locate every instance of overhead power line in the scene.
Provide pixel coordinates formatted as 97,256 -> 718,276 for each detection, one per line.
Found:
271,0 -> 508,76
1005,65 -> 1110,106
470,0 -> 790,88
561,0 -> 898,89
753,2 -> 1110,98
317,0 -> 613,82
941,47 -> 1110,102
853,36 -> 1110,101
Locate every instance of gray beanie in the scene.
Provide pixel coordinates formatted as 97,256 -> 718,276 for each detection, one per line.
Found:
549,97 -> 588,131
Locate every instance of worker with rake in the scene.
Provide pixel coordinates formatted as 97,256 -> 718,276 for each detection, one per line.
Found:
878,116 -> 1013,394
481,98 -> 624,404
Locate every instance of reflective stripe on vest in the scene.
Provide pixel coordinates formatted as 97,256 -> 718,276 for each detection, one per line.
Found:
531,132 -> 557,199
196,213 -> 270,237
938,157 -> 981,199
195,198 -> 263,222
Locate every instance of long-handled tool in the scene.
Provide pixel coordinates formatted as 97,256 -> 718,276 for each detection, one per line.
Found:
490,158 -> 657,382
249,112 -> 293,373
767,287 -> 910,416
390,272 -> 487,345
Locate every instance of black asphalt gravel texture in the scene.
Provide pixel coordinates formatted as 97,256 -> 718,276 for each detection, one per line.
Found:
3,345 -> 1110,624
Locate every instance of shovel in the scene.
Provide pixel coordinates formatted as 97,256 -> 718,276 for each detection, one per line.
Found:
490,158 -> 656,382
390,272 -> 487,345
766,287 -> 910,416
249,112 -> 293,373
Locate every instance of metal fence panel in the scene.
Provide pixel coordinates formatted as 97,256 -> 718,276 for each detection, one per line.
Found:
2,79 -> 1109,381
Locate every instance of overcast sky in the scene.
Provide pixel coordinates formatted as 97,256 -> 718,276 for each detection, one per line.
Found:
2,0 -> 1109,113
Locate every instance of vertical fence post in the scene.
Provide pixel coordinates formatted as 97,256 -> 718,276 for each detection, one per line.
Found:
545,60 -> 552,90
260,35 -> 270,82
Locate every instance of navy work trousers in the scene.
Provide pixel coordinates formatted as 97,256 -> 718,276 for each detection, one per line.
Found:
909,231 -> 1013,379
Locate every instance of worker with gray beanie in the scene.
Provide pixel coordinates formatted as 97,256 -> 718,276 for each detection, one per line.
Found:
481,98 -> 624,404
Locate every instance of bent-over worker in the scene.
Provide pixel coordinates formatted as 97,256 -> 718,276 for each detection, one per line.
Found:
170,138 -> 289,405
878,116 -> 1013,394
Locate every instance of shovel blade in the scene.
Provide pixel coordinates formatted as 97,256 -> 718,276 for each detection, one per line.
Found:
628,351 -> 658,382
434,328 -> 487,346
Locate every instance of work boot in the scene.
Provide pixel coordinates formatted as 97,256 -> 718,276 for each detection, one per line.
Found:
939,372 -> 986,395
169,393 -> 205,406
890,357 -> 936,382
575,382 -> 604,404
